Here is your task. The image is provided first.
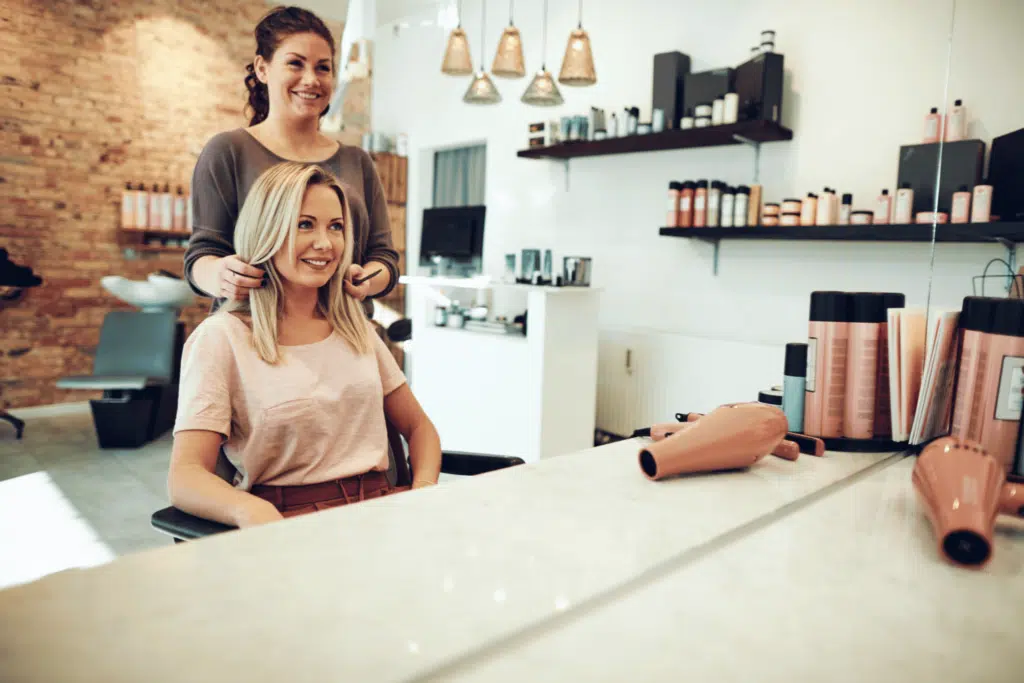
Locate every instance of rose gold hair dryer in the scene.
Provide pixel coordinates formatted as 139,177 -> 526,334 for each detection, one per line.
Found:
912,436 -> 1006,568
639,403 -> 789,480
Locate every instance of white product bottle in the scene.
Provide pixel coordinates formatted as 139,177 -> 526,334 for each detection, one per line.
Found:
707,182 -> 722,227
135,182 -> 149,229
838,194 -> 852,225
711,98 -> 725,126
148,184 -> 161,231
121,182 -> 135,229
723,93 -> 739,125
945,99 -> 966,142
721,188 -> 735,228
734,186 -> 750,227
951,186 -> 972,224
800,193 -> 818,226
894,183 -> 914,224
173,186 -> 187,231
160,183 -> 173,231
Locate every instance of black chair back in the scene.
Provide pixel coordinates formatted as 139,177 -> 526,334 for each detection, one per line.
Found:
92,311 -> 179,382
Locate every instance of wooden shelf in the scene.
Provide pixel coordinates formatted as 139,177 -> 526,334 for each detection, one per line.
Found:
133,244 -> 186,253
658,222 -> 1024,245
517,120 -> 793,160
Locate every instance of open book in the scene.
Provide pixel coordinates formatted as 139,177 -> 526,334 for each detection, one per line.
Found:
887,308 -> 961,444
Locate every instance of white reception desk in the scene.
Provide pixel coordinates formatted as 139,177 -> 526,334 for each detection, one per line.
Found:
4,440 -> 1020,682
403,276 -> 601,463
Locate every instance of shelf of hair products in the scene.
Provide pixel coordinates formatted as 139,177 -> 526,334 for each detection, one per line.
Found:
119,181 -> 193,250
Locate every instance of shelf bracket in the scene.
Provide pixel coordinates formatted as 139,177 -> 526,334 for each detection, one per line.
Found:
696,238 -> 721,275
562,158 -> 570,192
732,133 -> 762,184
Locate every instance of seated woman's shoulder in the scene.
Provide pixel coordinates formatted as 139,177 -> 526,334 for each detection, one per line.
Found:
189,311 -> 252,347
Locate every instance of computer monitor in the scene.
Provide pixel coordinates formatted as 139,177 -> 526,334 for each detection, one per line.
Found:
419,206 -> 486,276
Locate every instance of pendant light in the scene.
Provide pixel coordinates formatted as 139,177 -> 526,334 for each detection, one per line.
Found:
441,0 -> 473,76
463,0 -> 501,104
520,0 -> 563,106
558,0 -> 596,86
492,0 -> 525,78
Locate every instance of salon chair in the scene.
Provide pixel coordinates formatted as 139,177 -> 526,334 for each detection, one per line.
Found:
56,310 -> 185,448
1,248 -> 43,439
151,420 -> 526,541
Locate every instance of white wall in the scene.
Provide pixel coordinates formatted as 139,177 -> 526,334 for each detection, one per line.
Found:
372,0 -> 1024,421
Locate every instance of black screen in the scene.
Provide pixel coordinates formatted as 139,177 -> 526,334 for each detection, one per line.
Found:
420,206 -> 485,263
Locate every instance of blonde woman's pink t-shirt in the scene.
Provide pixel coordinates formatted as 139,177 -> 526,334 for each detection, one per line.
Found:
173,313 -> 406,490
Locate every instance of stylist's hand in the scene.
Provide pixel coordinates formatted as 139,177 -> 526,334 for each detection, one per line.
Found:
343,264 -> 374,301
216,255 -> 264,301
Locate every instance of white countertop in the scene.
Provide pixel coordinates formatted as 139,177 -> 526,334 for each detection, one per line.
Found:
0,439 -> 893,682
443,456 -> 1024,683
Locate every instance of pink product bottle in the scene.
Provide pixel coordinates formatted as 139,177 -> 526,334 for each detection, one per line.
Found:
816,187 -> 833,226
804,291 -> 851,438
874,189 -> 892,224
694,180 -> 708,227
951,185 -> 972,224
667,182 -> 682,227
968,299 -> 1024,473
173,186 -> 187,231
800,193 -> 818,226
135,182 -> 149,229
873,292 -> 906,439
678,182 -> 695,227
971,185 -> 993,223
945,99 -> 966,142
148,184 -> 162,230
951,297 -> 995,442
894,183 -> 914,224
844,293 -> 885,439
923,106 -> 941,143
120,182 -> 135,229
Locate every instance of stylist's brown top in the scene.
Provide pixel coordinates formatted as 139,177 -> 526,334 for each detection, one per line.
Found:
184,129 -> 399,309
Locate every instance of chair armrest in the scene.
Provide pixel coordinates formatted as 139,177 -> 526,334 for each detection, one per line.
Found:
440,451 -> 526,476
151,506 -> 235,540
57,375 -> 165,390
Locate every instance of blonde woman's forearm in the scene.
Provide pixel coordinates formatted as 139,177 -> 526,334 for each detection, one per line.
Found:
408,419 -> 442,487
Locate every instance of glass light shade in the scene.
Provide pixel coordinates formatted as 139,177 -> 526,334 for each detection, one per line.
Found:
463,70 -> 502,104
558,28 -> 596,86
520,68 -> 563,106
442,27 -> 473,75
492,25 -> 525,78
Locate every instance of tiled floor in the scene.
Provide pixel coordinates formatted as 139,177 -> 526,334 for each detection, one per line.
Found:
0,403 -> 174,589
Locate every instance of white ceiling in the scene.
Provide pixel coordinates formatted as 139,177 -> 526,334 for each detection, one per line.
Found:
273,0 -> 448,26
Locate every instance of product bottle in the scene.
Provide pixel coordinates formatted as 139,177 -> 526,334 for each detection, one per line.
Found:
873,292 -> 906,439
831,191 -> 841,224
693,180 -> 708,227
874,189 -> 892,224
707,181 -> 722,227
951,185 -> 972,224
666,182 -> 681,227
923,107 -> 941,143
135,182 -> 149,229
747,184 -> 762,226
816,187 -> 833,226
804,291 -> 851,438
839,193 -> 853,225
678,181 -> 695,227
844,293 -> 886,439
950,297 -> 994,444
186,194 -> 194,233
148,183 -> 162,231
173,186 -> 187,231
945,99 -> 966,142
733,185 -> 750,227
720,186 -> 736,228
971,184 -> 993,223
894,182 -> 915,224
800,192 -> 818,226
121,182 -> 135,229
723,92 -> 739,125
160,183 -> 173,231
783,342 -> 808,433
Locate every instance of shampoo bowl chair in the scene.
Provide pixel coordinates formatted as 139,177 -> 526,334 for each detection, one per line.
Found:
152,419 -> 526,541
57,310 -> 184,448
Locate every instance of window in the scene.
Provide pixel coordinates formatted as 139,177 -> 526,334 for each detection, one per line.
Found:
432,144 -> 486,207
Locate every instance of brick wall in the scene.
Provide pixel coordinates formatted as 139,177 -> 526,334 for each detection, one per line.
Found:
0,0 -> 364,410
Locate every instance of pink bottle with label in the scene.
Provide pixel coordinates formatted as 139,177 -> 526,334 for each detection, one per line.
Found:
805,291 -> 851,438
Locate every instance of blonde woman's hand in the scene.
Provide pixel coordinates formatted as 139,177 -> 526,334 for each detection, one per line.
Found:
217,255 -> 264,301
343,264 -> 375,301
234,498 -> 284,528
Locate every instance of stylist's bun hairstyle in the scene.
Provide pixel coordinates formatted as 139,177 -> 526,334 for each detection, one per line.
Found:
244,5 -> 336,126
223,162 -> 371,364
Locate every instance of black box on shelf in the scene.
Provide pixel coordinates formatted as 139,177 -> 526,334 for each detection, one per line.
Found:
682,68 -> 733,116
896,139 -> 985,214
989,127 -> 1024,221
652,51 -> 691,130
733,52 -> 784,123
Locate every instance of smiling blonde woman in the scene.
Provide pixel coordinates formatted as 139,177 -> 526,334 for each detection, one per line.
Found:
168,162 -> 441,528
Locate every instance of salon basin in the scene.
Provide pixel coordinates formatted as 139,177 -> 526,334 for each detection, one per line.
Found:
101,274 -> 195,311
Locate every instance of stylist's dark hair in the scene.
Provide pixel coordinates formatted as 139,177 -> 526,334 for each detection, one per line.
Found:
244,6 -> 336,126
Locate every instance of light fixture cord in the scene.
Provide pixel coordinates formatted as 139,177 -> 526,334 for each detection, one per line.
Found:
509,0 -> 514,26
577,0 -> 582,28
541,0 -> 548,68
480,0 -> 486,59
457,0 -> 462,28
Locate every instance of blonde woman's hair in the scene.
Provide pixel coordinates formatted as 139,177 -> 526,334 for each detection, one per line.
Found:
221,162 -> 371,363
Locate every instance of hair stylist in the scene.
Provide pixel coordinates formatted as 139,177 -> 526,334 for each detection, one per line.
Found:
184,6 -> 398,311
